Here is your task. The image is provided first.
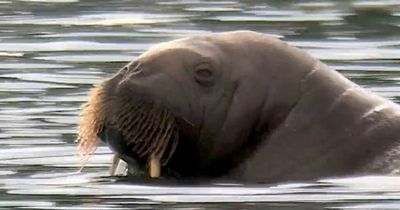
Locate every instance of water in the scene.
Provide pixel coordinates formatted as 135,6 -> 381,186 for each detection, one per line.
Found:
0,0 -> 399,209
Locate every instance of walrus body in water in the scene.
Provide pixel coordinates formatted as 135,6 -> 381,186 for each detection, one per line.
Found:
78,31 -> 400,183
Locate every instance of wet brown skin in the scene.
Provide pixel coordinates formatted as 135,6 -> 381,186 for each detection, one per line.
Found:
79,31 -> 400,183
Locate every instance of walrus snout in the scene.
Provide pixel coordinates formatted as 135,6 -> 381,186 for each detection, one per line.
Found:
98,126 -> 148,176
78,75 -> 181,179
111,68 -> 163,108
98,126 -> 127,156
99,125 -> 182,178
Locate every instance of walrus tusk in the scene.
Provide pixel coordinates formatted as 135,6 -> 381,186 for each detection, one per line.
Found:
149,153 -> 161,178
110,154 -> 128,176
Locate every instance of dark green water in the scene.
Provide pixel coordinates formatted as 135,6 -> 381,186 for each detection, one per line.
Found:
0,0 -> 399,209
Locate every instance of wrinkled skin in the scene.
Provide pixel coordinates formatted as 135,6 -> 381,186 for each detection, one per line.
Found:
99,31 -> 400,183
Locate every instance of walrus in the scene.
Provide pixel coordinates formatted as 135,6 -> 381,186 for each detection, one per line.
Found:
77,31 -> 400,183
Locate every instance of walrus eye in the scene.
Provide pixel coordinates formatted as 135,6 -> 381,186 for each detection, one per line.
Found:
194,66 -> 214,87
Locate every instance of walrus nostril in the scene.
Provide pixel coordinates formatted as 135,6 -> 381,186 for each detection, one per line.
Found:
130,64 -> 142,75
126,61 -> 142,75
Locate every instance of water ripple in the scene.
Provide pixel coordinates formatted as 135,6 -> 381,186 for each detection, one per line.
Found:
0,73 -> 103,85
0,13 -> 188,26
34,54 -> 135,63
0,41 -> 151,52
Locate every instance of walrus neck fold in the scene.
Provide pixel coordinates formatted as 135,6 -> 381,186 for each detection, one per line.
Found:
231,58 -> 400,182
255,45 -> 317,141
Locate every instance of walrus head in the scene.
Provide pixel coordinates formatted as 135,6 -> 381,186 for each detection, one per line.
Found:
78,31 -> 316,179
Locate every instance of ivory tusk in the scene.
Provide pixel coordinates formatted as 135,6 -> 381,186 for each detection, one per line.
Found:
149,154 -> 161,178
110,154 -> 128,176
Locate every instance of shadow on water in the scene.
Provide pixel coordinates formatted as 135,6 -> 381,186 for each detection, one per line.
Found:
0,0 -> 399,209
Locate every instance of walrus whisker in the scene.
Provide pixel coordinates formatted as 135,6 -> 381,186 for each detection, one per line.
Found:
181,116 -> 195,127
145,112 -> 171,156
124,107 -> 150,133
154,119 -> 174,154
114,107 -> 133,126
115,104 -> 138,129
77,85 -> 108,167
114,110 -> 144,140
153,136 -> 169,160
139,109 -> 168,156
112,101 -> 142,125
152,118 -> 174,159
143,108 -> 167,154
162,131 -> 179,166
132,110 -> 163,153
162,135 -> 178,164
132,130 -> 153,155
152,110 -> 171,156
143,131 -> 164,158
128,108 -> 158,145
127,111 -> 155,143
